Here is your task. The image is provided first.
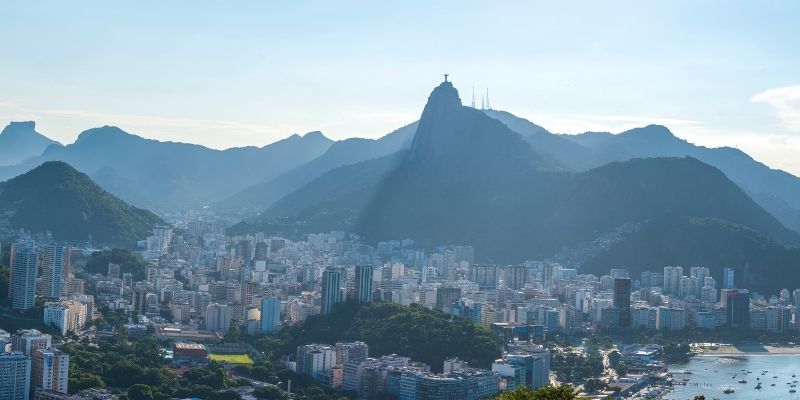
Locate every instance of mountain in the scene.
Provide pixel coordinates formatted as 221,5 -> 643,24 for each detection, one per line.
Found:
234,81 -> 800,292
582,217 -> 800,295
475,112 -> 800,233
545,125 -> 800,233
481,110 -> 592,170
0,122 -> 61,166
217,122 -> 418,213
0,126 -> 333,211
0,161 -> 164,247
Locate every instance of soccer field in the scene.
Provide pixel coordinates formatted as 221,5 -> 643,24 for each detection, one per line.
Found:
209,353 -> 254,364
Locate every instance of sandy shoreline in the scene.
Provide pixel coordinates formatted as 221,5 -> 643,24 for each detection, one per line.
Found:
696,345 -> 800,356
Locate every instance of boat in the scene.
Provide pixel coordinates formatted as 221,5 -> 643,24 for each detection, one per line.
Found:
755,383 -> 763,390
772,383 -> 777,386
723,387 -> 735,394
791,389 -> 797,393
738,379 -> 747,384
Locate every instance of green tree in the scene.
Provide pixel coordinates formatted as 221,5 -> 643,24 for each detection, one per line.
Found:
494,385 -> 580,400
128,384 -> 155,400
224,325 -> 241,343
254,386 -> 285,400
607,350 -> 621,367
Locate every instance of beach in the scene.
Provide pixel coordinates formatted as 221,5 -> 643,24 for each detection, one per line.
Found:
696,344 -> 800,356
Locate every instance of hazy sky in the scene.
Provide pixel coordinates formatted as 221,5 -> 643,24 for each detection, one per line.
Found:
2,2 -> 800,174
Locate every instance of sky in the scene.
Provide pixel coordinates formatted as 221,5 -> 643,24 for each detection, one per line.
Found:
1,1 -> 800,174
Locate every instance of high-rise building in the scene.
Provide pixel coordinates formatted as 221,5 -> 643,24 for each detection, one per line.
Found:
468,265 -> 499,290
297,344 -> 336,379
689,267 -> 709,283
543,263 -> 558,289
721,288 -> 750,327
656,307 -> 686,330
493,348 -> 550,389
504,265 -> 528,290
335,341 -> 369,365
43,304 -> 70,336
436,287 -> 462,312
631,306 -> 657,330
723,267 -> 735,289
663,266 -> 683,295
12,330 -> 52,356
31,348 -> 69,394
321,267 -> 342,315
613,278 -> 632,328
354,265 -> 374,304
107,263 -> 121,279
205,303 -> 233,335
0,352 -> 31,400
609,269 -> 629,279
260,297 -> 281,334
254,242 -> 268,261
453,246 -> 475,265
40,245 -> 64,299
10,240 -> 38,310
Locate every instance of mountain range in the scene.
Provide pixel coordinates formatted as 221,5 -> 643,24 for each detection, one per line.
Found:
0,121 -> 61,167
2,102 -> 799,234
231,81 -> 800,293
0,161 -> 164,247
2,81 -> 800,291
0,126 -> 334,211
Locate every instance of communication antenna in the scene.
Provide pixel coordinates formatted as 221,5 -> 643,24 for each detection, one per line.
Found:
486,88 -> 491,110
471,85 -> 476,108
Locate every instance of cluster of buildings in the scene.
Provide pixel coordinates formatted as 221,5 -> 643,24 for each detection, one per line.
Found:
592,266 -> 800,333
4,240 -> 84,311
290,341 -> 549,400
0,329 -> 70,400
7,209 -> 800,399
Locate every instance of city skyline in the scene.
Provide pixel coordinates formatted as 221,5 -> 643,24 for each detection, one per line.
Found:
1,2 -> 800,174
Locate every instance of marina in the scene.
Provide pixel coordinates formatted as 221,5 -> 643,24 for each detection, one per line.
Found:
665,355 -> 800,400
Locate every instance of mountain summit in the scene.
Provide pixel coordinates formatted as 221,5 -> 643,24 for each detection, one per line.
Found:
237,80 -> 800,292
408,80 -> 550,170
0,121 -> 60,166
0,161 -> 164,247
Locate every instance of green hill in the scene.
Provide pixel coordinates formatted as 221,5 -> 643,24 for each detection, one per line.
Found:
265,302 -> 503,371
583,217 -> 800,294
83,249 -> 149,280
0,161 -> 165,247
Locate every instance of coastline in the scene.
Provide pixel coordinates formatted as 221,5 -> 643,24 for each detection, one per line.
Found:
695,344 -> 800,356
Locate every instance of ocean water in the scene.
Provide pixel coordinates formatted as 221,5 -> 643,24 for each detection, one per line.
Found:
666,355 -> 800,400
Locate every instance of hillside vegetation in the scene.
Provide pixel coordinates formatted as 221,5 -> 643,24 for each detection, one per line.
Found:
259,302 -> 503,371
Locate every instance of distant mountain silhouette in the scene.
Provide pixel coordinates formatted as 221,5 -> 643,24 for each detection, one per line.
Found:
217,122 -> 418,213
555,125 -> 800,232
0,122 -> 61,166
0,161 -> 164,247
481,110 -> 592,169
0,126 -> 333,211
477,111 -> 800,233
232,81 -> 800,292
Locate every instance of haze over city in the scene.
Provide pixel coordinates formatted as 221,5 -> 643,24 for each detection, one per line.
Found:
3,3 -> 800,400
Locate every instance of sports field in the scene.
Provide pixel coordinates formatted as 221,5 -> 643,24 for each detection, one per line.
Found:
209,353 -> 254,364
